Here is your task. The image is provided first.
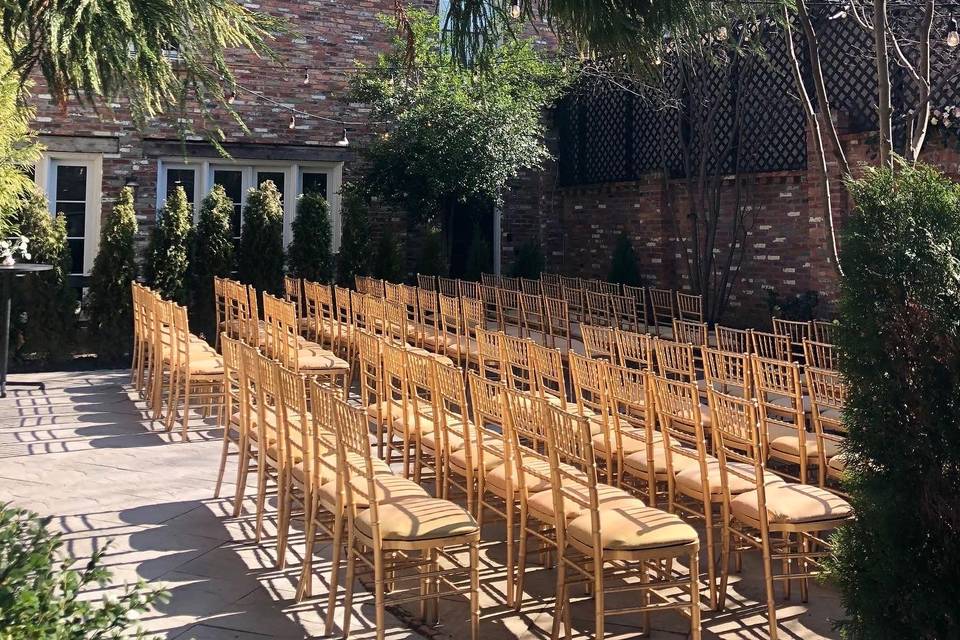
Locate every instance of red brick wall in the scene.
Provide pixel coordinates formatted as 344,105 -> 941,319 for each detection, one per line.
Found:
501,120 -> 960,327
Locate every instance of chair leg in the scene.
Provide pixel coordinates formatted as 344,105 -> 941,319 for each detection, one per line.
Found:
341,530 -> 357,638
515,506 -> 529,611
594,556 -> 605,640
254,462 -> 269,543
703,502 -> 718,610
232,442 -> 251,518
296,498 -> 317,602
374,550 -> 386,640
213,427 -> 232,499
690,550 -> 702,640
504,499 -> 515,608
275,472 -> 291,569
469,541 -> 480,640
761,532 -> 779,640
324,509 -> 346,634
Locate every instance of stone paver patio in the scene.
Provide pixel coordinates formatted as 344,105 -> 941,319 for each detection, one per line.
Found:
1,370 -> 843,639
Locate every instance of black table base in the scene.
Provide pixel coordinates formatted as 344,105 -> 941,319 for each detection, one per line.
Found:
0,263 -> 54,399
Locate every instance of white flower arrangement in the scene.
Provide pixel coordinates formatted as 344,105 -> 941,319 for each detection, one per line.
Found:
0,236 -> 31,266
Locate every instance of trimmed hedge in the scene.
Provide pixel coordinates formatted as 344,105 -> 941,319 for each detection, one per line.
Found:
189,185 -> 235,343
146,185 -> 191,303
288,192 -> 334,283
237,180 -> 284,295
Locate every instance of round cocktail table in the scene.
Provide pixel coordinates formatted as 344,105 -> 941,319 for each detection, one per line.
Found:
0,263 -> 54,398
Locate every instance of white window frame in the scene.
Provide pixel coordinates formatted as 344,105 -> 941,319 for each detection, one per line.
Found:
34,152 -> 103,276
156,158 -> 344,251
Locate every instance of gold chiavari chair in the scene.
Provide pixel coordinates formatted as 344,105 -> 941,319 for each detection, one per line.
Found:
750,329 -> 793,362
479,283 -> 500,329
752,355 -> 818,482
541,272 -> 561,291
544,296 -> 573,353
518,292 -> 547,343
262,293 -> 351,397
545,401 -> 702,640
252,353 -> 284,546
520,277 -> 542,296
405,347 -> 446,484
653,339 -> 699,386
438,293 -> 467,365
459,279 -> 480,300
475,327 -> 505,381
213,276 -> 228,350
711,388 -> 852,639
460,296 -> 485,373
703,347 -> 752,398
582,278 -> 602,293
417,273 -> 437,291
563,284 -> 586,330
304,280 -> 336,348
399,283 -> 421,340
501,275 -> 520,291
369,277 -> 387,298
364,295 -> 387,338
497,287 -> 522,334
803,339 -> 837,370
283,275 -> 304,319
805,367 -> 847,488
580,324 -> 617,361
811,319 -> 836,344
596,279 -> 620,296
165,302 -> 224,439
714,324 -> 750,354
334,399 -> 481,640
649,287 -> 676,338
384,280 -> 402,303
438,276 -> 458,298
418,288 -> 447,355
610,293 -> 641,332
213,335 -> 244,500
673,319 -> 709,349
529,342 -> 571,410
614,328 -> 654,371
130,283 -> 149,393
246,284 -> 267,347
381,340 -> 417,478
604,361 -> 660,500
502,333 -> 546,399
568,352 -> 617,481
559,274 -> 581,291
435,363 -> 481,512
480,272 -> 498,288
622,284 -> 649,331
677,291 -> 704,323
229,341 -> 265,515
332,285 -> 355,361
353,274 -> 365,293
772,318 -> 812,363
356,330 -> 390,459
585,290 -> 613,327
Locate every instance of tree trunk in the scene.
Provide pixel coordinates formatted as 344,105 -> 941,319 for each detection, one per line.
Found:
873,0 -> 894,168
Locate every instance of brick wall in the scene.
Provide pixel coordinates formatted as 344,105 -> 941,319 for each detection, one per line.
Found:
501,118 -> 960,327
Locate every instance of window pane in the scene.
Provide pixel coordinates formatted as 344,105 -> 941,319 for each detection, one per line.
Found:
56,165 -> 87,201
67,239 -> 84,275
214,170 -> 244,238
60,211 -> 86,238
166,168 -> 195,204
301,172 -> 327,199
257,171 -> 285,200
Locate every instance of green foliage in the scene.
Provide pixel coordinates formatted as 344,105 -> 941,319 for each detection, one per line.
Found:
510,239 -> 545,279
10,188 -> 77,365
350,10 -> 572,227
146,186 -> 192,303
0,51 -> 41,238
87,187 -> 139,362
288,192 -> 334,283
237,180 -> 284,294
416,226 -> 448,278
336,182 -> 372,287
0,503 -> 167,639
765,290 -> 820,321
372,234 -> 405,284
827,163 -> 960,639
189,185 -> 235,343
0,0 -> 281,144
463,222 -> 491,281
607,235 -> 642,286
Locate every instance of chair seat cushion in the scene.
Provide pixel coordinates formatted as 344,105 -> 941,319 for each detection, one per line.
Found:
356,496 -> 479,541
316,470 -> 426,510
675,459 -> 784,497
591,428 -> 659,456
827,451 -> 848,474
731,483 -> 853,525
528,483 -> 638,524
623,442 -> 698,477
449,439 -> 504,472
568,504 -> 699,551
188,356 -> 224,376
297,347 -> 350,372
768,426 -> 840,459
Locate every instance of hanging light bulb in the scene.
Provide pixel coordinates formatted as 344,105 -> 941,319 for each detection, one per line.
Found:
510,0 -> 521,19
288,115 -> 296,129
336,128 -> 350,147
948,17 -> 960,47
226,90 -> 236,104
303,70 -> 310,85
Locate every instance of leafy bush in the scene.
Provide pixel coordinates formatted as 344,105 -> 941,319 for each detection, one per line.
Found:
87,187 -> 139,363
288,192 -> 334,283
827,163 -> 960,639
416,225 -> 448,277
10,188 -> 76,364
146,185 -> 191,303
0,503 -> 166,638
189,185 -> 235,343
607,235 -> 642,286
510,239 -> 545,279
463,221 -> 491,281
372,234 -> 405,284
237,180 -> 284,295
336,182 -> 372,287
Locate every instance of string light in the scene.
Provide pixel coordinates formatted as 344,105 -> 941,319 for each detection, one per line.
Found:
948,17 -> 960,47
226,90 -> 236,104
288,115 -> 296,129
303,70 -> 310,85
335,128 -> 350,147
